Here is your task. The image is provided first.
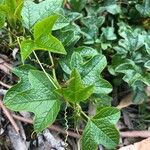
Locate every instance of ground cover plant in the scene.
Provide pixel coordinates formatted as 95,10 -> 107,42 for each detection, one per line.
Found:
0,0 -> 150,149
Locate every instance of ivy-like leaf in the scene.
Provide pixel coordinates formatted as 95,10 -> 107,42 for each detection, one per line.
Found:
136,0 -> 150,17
101,27 -> 117,41
21,0 -> 69,30
70,0 -> 87,12
58,68 -> 94,103
82,107 -> 120,150
144,60 -> 150,69
4,65 -> 61,133
105,4 -> 121,15
81,16 -> 105,28
74,46 -> 99,58
118,29 -> 144,52
21,15 -> 66,62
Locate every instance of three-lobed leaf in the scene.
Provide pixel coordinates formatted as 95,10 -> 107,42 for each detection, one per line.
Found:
4,65 -> 61,133
60,52 -> 112,94
21,15 -> 66,62
58,68 -> 94,103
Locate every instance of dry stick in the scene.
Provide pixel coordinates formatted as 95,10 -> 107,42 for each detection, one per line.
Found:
120,131 -> 150,138
0,81 -> 12,89
2,62 -> 12,71
12,114 -> 150,139
0,99 -> 19,133
12,114 -> 81,139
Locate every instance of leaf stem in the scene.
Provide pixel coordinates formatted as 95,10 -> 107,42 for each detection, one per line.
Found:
33,51 -> 58,89
17,37 -> 24,65
81,110 -> 90,121
48,52 -> 60,88
8,28 -> 13,46
77,104 -> 90,121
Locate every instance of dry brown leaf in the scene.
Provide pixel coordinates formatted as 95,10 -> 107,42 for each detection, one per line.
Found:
119,137 -> 150,150
145,86 -> 150,97
117,93 -> 133,109
117,86 -> 150,109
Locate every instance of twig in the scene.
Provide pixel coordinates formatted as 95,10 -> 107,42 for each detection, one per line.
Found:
10,114 -> 150,139
120,131 -> 150,138
2,61 -> 12,70
0,98 -> 19,133
0,81 -> 12,89
12,114 -> 81,139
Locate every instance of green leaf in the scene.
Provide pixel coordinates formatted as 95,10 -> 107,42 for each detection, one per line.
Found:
101,27 -> 117,41
144,60 -> 150,69
33,14 -> 57,39
118,29 -> 144,52
105,4 -> 121,15
58,68 -> 94,103
5,0 -> 16,13
136,0 -> 150,17
21,15 -> 66,62
0,0 -> 23,27
94,107 -> 120,125
55,23 -> 81,47
145,34 -> 150,55
82,107 -> 120,150
70,0 -> 87,12
60,52 -> 112,94
94,94 -> 112,107
21,0 -> 69,30
0,13 -> 5,28
114,59 -> 150,86
81,16 -> 105,28
74,46 -> 99,58
4,65 -> 61,133
80,55 -> 112,94
14,0 -> 24,19
115,60 -> 143,85
132,86 -> 147,104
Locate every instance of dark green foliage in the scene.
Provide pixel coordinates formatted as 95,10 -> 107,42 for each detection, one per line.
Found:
0,0 -> 150,149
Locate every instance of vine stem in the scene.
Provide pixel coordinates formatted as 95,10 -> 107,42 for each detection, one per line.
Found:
64,102 -> 69,149
33,51 -> 58,89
